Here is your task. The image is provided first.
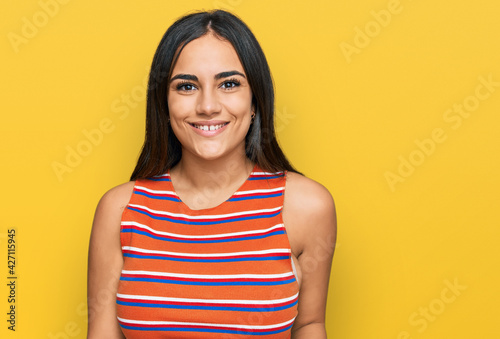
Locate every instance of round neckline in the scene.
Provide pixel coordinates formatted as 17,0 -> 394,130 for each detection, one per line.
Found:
167,163 -> 258,212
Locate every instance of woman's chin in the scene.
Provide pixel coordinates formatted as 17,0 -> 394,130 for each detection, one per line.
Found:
191,147 -> 227,161
183,139 -> 246,162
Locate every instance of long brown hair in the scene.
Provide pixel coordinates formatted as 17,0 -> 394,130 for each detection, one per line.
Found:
130,10 -> 299,180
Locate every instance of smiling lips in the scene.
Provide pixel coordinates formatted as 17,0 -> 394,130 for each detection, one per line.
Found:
189,121 -> 229,136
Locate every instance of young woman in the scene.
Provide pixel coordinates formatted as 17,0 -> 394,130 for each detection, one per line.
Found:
87,10 -> 336,339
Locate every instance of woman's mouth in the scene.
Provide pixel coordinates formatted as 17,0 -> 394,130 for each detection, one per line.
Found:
188,121 -> 229,136
190,122 -> 229,131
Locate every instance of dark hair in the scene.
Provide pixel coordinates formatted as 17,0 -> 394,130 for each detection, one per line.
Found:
130,9 -> 299,180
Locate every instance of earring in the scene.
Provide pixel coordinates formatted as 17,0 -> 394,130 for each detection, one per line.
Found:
251,112 -> 255,122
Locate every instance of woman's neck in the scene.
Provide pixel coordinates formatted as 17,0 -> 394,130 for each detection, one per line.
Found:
169,148 -> 255,209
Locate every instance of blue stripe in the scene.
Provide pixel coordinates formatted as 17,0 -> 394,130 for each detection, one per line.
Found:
116,299 -> 297,312
121,228 -> 286,244
127,207 -> 281,225
227,192 -> 282,202
148,177 -> 171,182
248,175 -> 283,180
123,253 -> 289,262
119,277 -> 296,286
119,323 -> 293,335
134,191 -> 179,201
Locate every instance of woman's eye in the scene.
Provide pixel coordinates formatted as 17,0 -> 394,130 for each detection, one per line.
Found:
176,83 -> 196,92
220,80 -> 240,89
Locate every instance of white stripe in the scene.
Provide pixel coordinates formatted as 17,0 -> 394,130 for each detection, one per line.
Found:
128,203 -> 282,220
152,173 -> 170,178
122,246 -> 290,258
232,187 -> 285,196
121,269 -> 294,280
117,292 -> 299,305
117,316 -> 295,330
251,171 -> 283,176
135,186 -> 176,195
121,221 -> 284,239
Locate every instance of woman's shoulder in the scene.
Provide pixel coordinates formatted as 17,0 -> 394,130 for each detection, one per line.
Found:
98,181 -> 136,210
283,171 -> 336,246
285,171 -> 335,215
92,181 -> 136,230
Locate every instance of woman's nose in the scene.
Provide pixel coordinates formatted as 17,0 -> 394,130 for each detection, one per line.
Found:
196,88 -> 222,116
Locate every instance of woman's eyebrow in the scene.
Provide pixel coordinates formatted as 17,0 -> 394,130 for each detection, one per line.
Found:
215,70 -> 246,80
170,71 -> 246,82
170,73 -> 198,82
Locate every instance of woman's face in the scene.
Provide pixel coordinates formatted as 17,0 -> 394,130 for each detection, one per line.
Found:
167,33 -> 253,162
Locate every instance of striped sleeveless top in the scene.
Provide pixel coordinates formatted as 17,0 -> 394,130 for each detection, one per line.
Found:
116,165 -> 299,338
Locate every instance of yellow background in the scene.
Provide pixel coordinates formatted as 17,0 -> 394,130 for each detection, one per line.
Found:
1,0 -> 499,337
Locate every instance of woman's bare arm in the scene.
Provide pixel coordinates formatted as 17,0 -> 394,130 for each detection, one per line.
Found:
87,182 -> 135,339
284,172 -> 337,339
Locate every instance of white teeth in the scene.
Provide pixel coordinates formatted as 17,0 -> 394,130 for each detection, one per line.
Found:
193,123 -> 226,131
